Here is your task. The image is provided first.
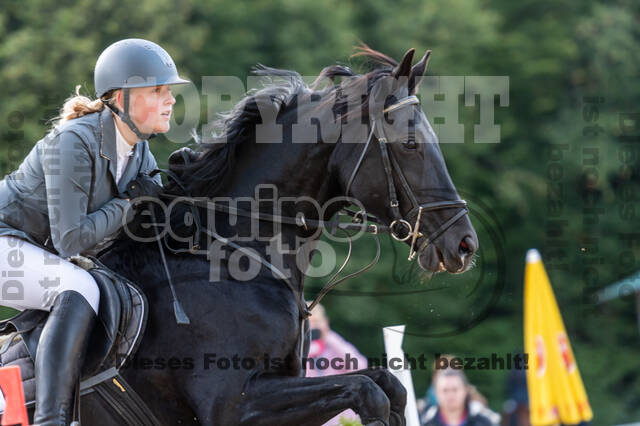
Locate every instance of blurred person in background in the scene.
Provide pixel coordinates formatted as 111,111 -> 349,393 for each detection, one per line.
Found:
306,303 -> 368,425
421,368 -> 500,426
418,355 -> 489,414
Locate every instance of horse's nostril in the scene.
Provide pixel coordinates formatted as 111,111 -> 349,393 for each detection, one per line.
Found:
459,236 -> 475,256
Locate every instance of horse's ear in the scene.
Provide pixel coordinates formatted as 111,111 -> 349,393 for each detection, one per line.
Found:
393,48 -> 415,79
409,50 -> 431,94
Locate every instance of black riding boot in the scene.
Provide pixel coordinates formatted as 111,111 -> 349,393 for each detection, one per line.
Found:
33,290 -> 97,426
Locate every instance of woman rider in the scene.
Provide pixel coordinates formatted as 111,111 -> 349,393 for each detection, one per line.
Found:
0,38 -> 189,425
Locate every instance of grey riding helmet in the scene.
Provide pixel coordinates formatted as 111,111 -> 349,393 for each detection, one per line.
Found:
94,38 -> 190,140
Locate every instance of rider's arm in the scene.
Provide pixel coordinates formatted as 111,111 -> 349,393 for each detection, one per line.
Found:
41,130 -> 132,257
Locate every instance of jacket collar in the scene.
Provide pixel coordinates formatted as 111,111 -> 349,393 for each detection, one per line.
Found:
99,107 -> 117,163
99,108 -> 145,194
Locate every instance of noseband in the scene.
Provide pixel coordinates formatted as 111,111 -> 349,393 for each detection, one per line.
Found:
345,95 -> 468,261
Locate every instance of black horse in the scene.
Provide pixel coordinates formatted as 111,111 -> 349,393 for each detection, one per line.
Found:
89,45 -> 478,425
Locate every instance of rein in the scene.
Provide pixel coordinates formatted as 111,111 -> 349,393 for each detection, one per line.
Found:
151,182 -> 382,323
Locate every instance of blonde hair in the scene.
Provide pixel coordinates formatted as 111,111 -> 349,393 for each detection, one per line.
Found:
50,85 -> 117,129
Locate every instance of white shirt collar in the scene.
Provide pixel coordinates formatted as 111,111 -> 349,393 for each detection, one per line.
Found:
114,122 -> 137,158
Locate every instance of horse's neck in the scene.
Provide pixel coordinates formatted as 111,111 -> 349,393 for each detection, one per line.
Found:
224,98 -> 343,206
210,98 -> 349,286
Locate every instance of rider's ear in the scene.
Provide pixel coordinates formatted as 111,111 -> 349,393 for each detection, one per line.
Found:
113,89 -> 123,110
409,50 -> 432,95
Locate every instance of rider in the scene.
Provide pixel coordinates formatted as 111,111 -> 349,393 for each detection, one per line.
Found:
0,38 -> 189,425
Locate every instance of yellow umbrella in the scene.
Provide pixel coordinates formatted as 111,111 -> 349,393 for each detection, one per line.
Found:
524,249 -> 593,425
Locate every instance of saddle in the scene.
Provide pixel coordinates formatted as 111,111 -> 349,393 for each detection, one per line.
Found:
0,255 -> 161,425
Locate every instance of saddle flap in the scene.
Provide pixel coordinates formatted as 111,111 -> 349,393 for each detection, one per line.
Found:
86,256 -> 149,374
82,267 -> 123,376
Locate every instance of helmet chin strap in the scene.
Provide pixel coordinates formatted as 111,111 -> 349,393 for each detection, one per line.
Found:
105,88 -> 157,140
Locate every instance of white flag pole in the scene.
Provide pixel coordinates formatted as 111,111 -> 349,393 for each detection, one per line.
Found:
383,325 -> 420,426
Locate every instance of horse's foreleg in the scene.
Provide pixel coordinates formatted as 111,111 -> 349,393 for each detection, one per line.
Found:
238,373 -> 391,426
340,367 -> 407,426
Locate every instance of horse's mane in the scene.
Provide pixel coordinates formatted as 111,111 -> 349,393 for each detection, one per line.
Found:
167,43 -> 399,198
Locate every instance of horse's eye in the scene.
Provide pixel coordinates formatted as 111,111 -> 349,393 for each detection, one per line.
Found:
405,139 -> 417,149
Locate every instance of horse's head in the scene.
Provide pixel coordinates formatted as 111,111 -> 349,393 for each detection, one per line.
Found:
167,45 -> 477,274
338,47 -> 478,273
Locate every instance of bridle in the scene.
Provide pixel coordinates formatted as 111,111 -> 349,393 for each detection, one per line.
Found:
345,94 -> 468,261
146,94 -> 469,329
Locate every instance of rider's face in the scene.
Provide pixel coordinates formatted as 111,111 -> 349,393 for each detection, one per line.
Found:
116,85 -> 176,135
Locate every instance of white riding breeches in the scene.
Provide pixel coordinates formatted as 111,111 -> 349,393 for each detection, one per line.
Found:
0,236 -> 100,315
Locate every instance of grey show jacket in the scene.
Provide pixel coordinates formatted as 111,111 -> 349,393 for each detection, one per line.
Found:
0,107 -> 162,257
